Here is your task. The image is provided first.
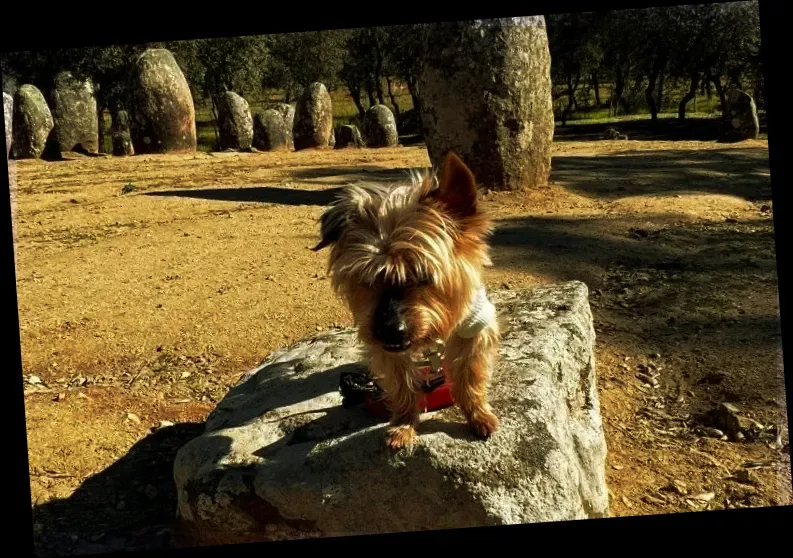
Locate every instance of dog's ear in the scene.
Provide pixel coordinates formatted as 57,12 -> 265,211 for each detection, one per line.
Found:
435,151 -> 478,218
311,201 -> 350,251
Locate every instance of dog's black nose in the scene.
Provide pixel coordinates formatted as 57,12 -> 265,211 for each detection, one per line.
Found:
374,294 -> 410,351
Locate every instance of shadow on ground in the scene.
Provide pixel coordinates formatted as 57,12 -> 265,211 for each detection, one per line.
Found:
143,147 -> 770,206
552,147 -> 770,201
552,115 -> 768,143
145,186 -> 345,206
142,167 -> 425,205
290,165 -> 423,183
32,422 -> 205,556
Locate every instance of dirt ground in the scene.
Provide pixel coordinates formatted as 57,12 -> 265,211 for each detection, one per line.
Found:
10,132 -> 789,554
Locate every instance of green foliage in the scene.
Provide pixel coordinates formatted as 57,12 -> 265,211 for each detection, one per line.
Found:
262,30 -> 349,102
547,1 -> 763,121
0,2 -> 762,130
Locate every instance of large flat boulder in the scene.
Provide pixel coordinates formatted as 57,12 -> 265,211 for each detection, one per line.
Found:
173,281 -> 609,545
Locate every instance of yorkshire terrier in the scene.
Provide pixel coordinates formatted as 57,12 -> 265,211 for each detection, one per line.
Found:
313,152 -> 500,449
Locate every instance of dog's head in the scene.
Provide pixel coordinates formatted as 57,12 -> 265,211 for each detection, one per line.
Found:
313,152 -> 492,354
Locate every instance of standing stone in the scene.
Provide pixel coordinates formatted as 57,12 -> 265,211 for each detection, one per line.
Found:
215,91 -> 253,151
362,104 -> 398,147
722,89 -> 759,141
129,48 -> 197,154
252,109 -> 289,151
11,84 -> 54,159
3,92 -> 12,157
270,103 -> 295,149
334,124 -> 365,149
293,83 -> 334,151
418,16 -> 554,191
50,71 -> 99,154
111,110 -> 135,156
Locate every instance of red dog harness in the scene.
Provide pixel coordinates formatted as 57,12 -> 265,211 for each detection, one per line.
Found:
338,288 -> 494,419
338,345 -> 455,419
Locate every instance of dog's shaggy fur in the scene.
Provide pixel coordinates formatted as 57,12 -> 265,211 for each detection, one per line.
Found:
313,152 -> 500,449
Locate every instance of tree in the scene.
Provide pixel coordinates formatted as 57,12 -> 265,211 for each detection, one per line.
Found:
547,12 -> 604,124
262,30 -> 348,103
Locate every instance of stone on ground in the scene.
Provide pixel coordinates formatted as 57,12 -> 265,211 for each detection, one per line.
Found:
417,16 -> 554,191
293,83 -> 333,151
50,71 -> 99,154
362,104 -> 398,148
129,48 -> 197,154
334,124 -> 365,149
216,91 -> 254,152
723,89 -> 759,141
11,84 -> 54,159
253,109 -> 290,152
173,281 -> 609,544
111,110 -> 134,156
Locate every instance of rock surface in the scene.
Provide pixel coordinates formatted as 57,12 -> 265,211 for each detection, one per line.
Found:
111,110 -> 135,156
362,104 -> 398,147
129,48 -> 197,154
11,84 -> 54,159
417,16 -> 554,191
270,103 -> 295,149
173,281 -> 609,544
3,92 -> 12,157
293,83 -> 334,151
50,71 -> 99,154
723,89 -> 759,141
334,124 -> 365,149
252,109 -> 290,151
216,91 -> 254,151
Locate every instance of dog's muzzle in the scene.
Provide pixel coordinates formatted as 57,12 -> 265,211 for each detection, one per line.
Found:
373,290 -> 411,352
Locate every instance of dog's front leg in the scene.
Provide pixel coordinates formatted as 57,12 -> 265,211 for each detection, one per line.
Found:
444,323 -> 500,438
369,350 -> 421,449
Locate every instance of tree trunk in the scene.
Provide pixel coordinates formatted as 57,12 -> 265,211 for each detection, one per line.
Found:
678,72 -> 700,122
406,75 -> 421,116
657,70 -> 666,113
344,79 -> 367,119
613,69 -> 626,116
365,78 -> 376,108
645,59 -> 666,130
374,49 -> 386,105
209,95 -> 221,151
561,72 -> 580,126
386,76 -> 401,122
97,105 -> 107,154
711,75 -> 727,111
645,74 -> 659,129
591,73 -> 601,108
730,71 -> 743,91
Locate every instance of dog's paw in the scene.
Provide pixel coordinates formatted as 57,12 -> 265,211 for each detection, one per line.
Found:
469,410 -> 500,439
386,425 -> 417,450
